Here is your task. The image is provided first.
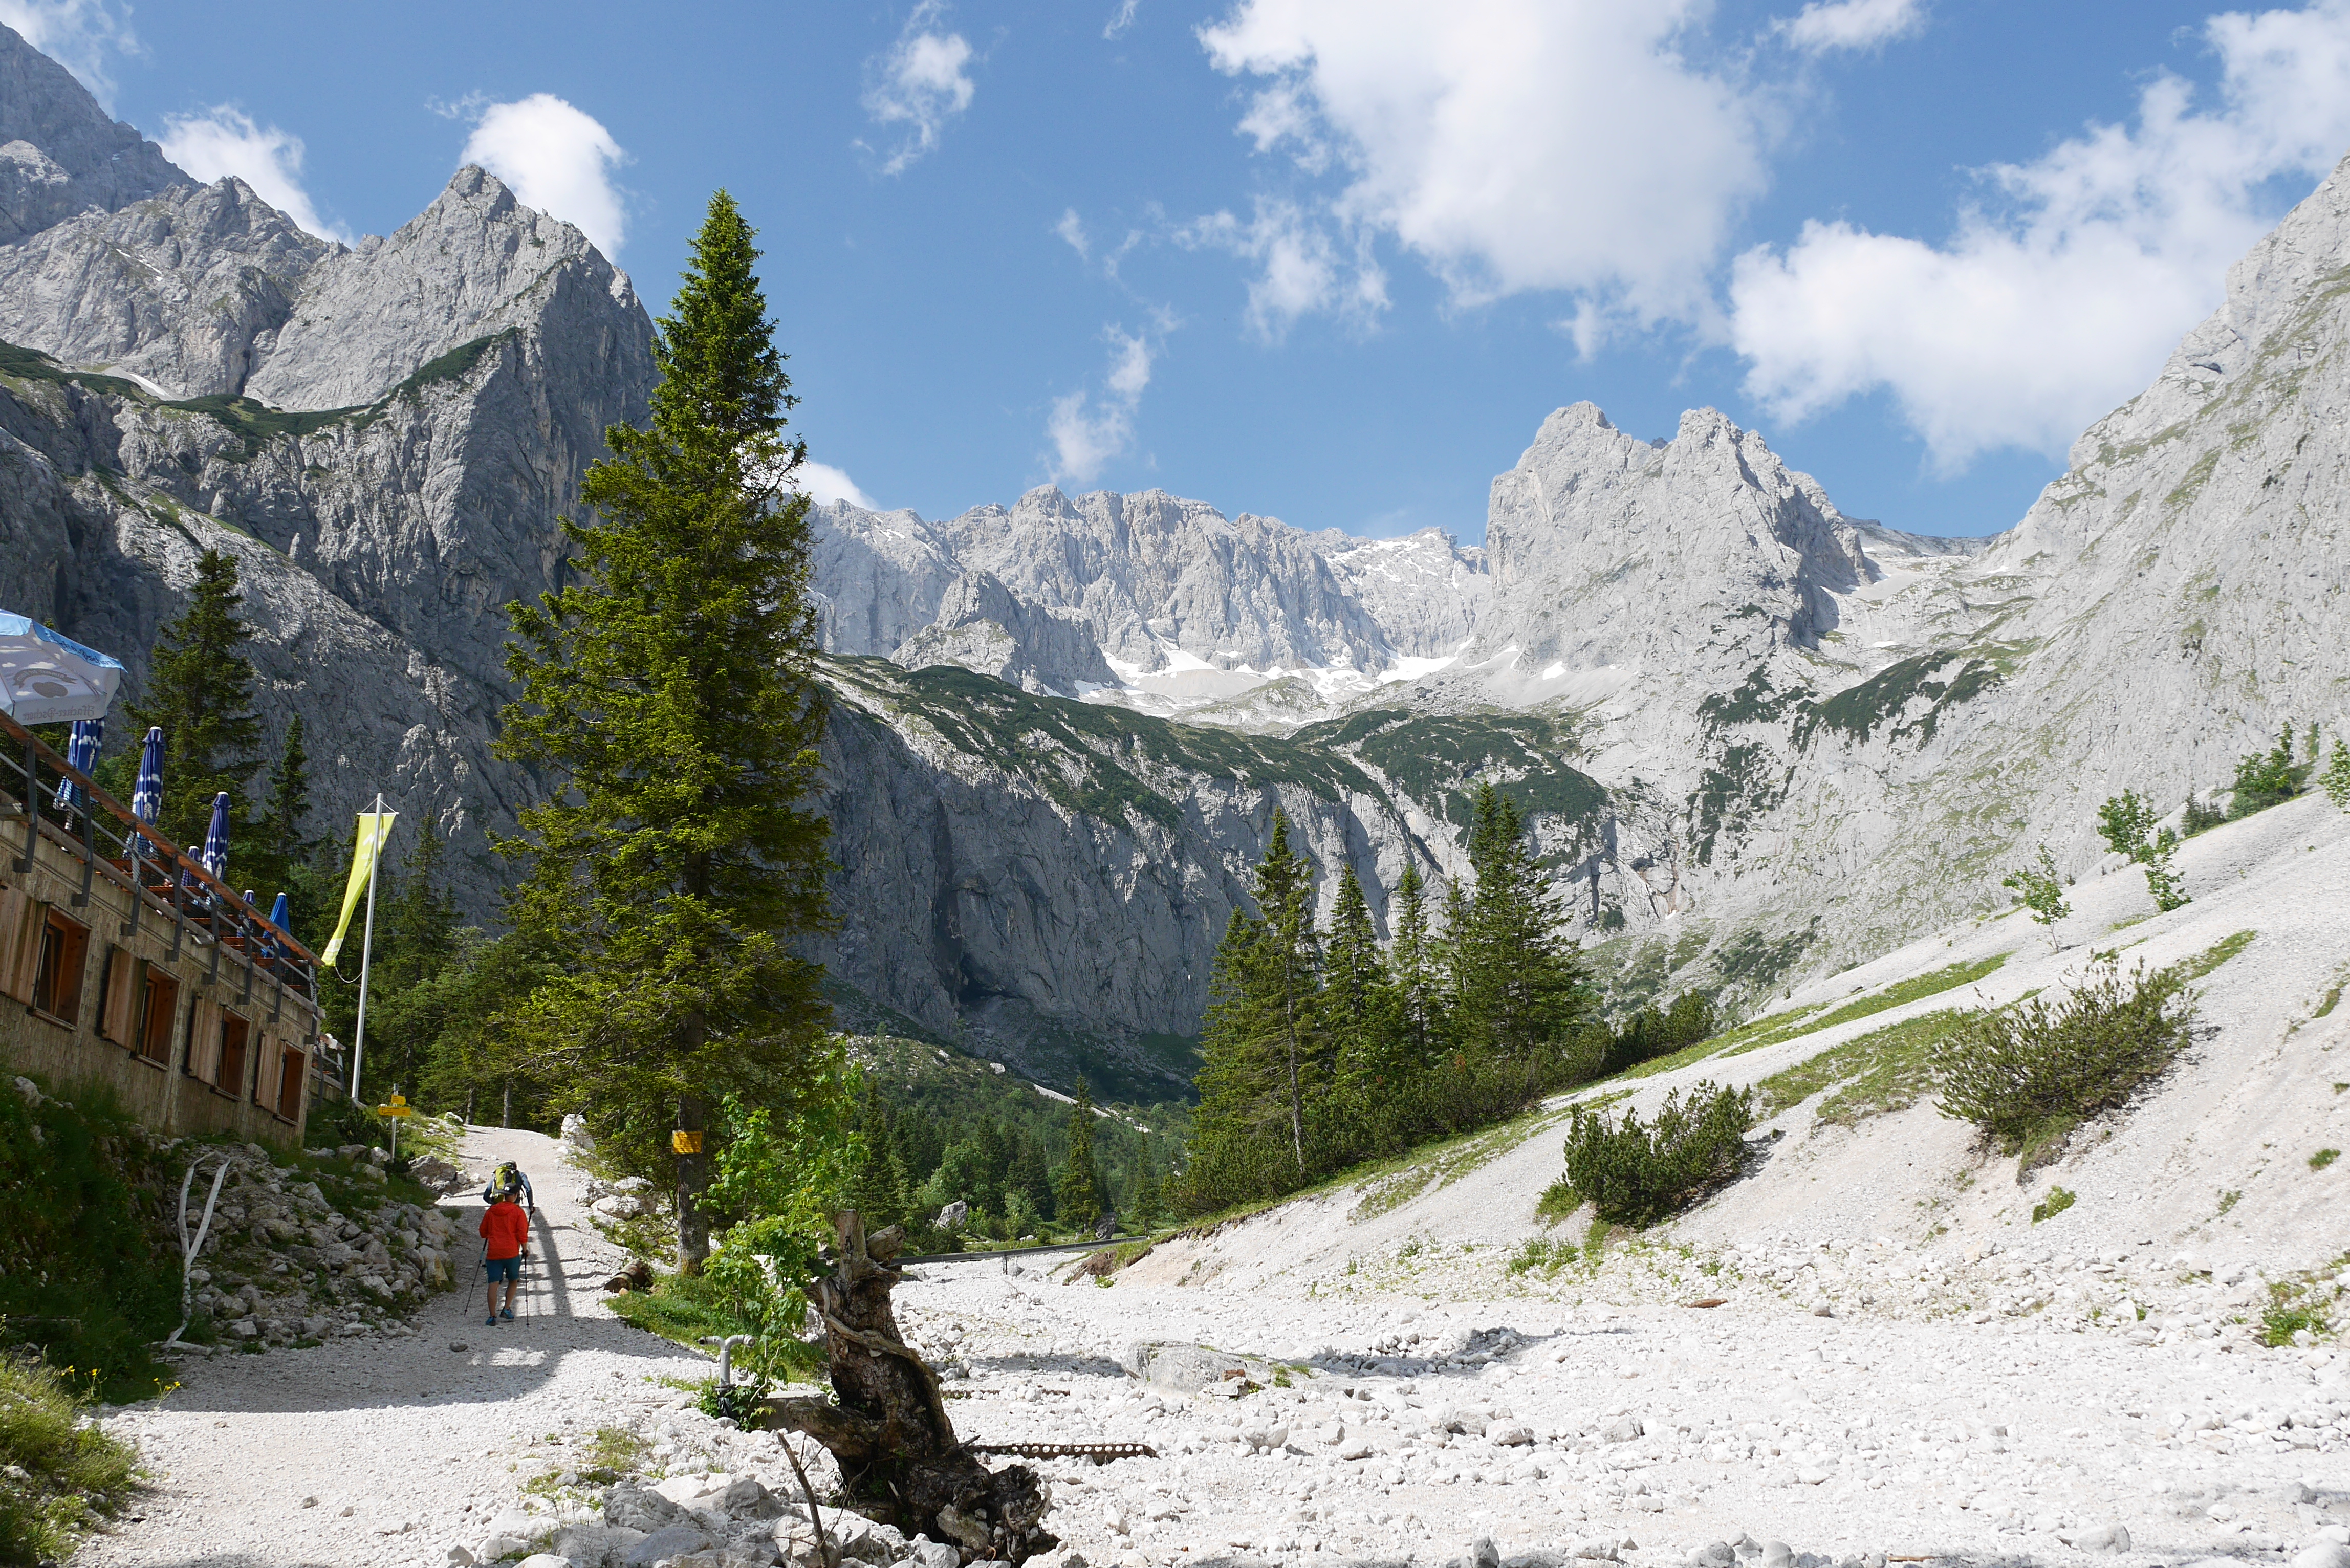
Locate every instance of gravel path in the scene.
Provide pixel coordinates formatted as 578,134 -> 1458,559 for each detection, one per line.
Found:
84,1126 -> 713,1568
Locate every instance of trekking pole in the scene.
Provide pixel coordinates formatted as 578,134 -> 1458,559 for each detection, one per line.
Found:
464,1240 -> 487,1318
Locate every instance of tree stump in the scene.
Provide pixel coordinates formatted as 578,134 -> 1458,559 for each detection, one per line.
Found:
769,1212 -> 1055,1564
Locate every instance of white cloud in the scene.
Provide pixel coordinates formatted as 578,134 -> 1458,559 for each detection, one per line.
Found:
1055,207 -> 1090,260
795,460 -> 877,510
459,94 -> 628,256
1105,0 -> 1140,39
1197,0 -> 1769,328
1730,0 -> 2350,468
0,0 -> 133,108
1048,326 -> 1157,485
1179,198 -> 1387,337
159,107 -> 350,244
864,2 -> 976,175
1778,0 -> 1925,54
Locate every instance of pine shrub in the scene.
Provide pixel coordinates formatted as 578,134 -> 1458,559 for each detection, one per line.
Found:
1930,956 -> 2194,1150
1557,1081 -> 1756,1228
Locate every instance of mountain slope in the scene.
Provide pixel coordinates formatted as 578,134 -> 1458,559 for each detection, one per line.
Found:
0,26 -> 184,245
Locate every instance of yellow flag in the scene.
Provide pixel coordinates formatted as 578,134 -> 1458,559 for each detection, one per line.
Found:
320,812 -> 397,967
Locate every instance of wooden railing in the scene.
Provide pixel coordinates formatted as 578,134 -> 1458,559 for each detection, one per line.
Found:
0,710 -> 320,1014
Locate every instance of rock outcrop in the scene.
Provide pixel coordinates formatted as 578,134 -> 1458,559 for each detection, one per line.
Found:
0,25 -> 185,246
1,157 -> 654,912
889,570 -> 1118,696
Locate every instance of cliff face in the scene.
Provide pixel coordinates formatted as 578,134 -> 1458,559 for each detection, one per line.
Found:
0,154 -> 656,909
0,26 -> 185,246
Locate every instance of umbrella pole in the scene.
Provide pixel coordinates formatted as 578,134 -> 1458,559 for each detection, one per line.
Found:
11,729 -> 33,873
350,794 -> 385,1113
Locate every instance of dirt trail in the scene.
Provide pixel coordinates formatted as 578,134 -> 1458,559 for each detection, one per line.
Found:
83,1126 -> 708,1568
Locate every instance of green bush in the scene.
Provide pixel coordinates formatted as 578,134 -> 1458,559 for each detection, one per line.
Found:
2323,742 -> 2350,810
0,1084 -> 178,1399
2030,1186 -> 2076,1224
2229,721 -> 2316,817
2181,795 -> 2228,836
1558,1081 -> 1755,1228
1931,956 -> 2195,1151
0,1355 -> 140,1563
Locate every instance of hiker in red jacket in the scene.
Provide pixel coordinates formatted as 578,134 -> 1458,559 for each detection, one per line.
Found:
478,1184 -> 531,1326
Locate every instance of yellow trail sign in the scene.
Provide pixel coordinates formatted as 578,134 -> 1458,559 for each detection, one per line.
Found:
377,1093 -> 414,1119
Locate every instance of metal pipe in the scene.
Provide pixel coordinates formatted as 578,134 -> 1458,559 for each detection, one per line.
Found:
701,1333 -> 758,1388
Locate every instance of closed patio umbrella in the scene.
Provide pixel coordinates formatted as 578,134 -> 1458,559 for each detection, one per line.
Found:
52,716 -> 102,819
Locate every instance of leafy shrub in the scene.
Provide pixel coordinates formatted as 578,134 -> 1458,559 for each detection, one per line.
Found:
0,1083 -> 178,1398
2098,790 -> 2189,910
2229,721 -> 2316,817
2312,1148 -> 2341,1171
2181,795 -> 2228,836
2002,844 -> 2070,948
2030,1186 -> 2076,1224
0,1355 -> 139,1563
2324,742 -> 2350,810
1931,956 -> 2195,1150
1558,1081 -> 1755,1228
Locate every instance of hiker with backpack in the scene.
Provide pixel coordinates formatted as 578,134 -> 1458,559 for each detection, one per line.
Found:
481,1160 -> 535,1215
478,1183 -> 531,1326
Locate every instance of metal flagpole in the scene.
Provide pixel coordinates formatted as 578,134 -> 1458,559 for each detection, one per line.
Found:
350,795 -> 386,1111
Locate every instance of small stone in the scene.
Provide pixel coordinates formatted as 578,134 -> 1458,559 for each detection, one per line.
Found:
1472,1538 -> 1502,1568
448,1341 -> 469,1353
1760,1542 -> 1793,1568
298,1495 -> 318,1509
444,1547 -> 477,1566
1602,1416 -> 1644,1444
1693,1544 -> 1735,1568
2293,1547 -> 2350,1568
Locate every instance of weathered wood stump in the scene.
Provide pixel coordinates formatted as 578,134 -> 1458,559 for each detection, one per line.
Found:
770,1212 -> 1055,1564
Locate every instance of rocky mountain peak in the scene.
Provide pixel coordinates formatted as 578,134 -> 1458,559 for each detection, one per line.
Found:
0,173 -> 331,397
1479,401 -> 1872,679
0,23 -> 186,245
243,164 -> 639,410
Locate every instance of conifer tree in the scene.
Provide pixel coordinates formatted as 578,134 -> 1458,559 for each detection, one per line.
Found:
497,190 -> 837,1270
1451,783 -> 1590,1088
1386,862 -> 1445,1075
1324,864 -> 1388,1070
249,715 -> 322,929
1008,1131 -> 1056,1223
1054,1075 -> 1105,1230
849,1085 -> 908,1231
127,549 -> 264,848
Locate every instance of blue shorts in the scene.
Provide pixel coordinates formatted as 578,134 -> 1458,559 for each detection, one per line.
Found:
484,1255 -> 521,1283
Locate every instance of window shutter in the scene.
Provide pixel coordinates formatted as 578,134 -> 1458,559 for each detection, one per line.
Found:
188,996 -> 222,1082
0,887 -> 40,1004
99,946 -> 138,1044
49,916 -> 89,1026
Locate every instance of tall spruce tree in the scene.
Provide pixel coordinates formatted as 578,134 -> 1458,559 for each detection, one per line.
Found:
126,549 -> 264,848
1054,1075 -> 1105,1230
1324,863 -> 1391,1087
1450,783 -> 1590,1089
849,1085 -> 908,1231
1386,862 -> 1445,1076
1187,813 -> 1326,1192
497,190 -> 837,1270
249,715 -> 321,929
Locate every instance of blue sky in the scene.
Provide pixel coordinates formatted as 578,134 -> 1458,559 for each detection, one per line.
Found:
20,0 -> 2350,540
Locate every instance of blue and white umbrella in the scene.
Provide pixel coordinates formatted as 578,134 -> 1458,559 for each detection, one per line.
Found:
0,612 -> 122,724
128,726 -> 163,862
52,716 -> 102,817
265,890 -> 291,964
199,791 -> 230,882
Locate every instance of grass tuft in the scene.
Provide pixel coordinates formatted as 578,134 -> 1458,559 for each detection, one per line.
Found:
0,1355 -> 140,1562
2030,1186 -> 2076,1224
